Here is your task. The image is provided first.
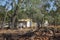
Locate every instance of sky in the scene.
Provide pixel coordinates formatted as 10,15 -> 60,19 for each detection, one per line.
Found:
0,0 -> 18,11
0,0 -> 6,6
46,0 -> 57,12
0,0 -> 57,12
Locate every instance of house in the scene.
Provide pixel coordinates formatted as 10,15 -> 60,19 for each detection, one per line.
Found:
44,20 -> 49,27
17,19 -> 32,28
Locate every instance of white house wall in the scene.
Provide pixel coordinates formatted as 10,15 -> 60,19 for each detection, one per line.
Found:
27,21 -> 31,27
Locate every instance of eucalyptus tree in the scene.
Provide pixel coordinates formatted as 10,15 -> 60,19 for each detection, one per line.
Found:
0,0 -> 20,28
40,0 -> 59,25
18,0 -> 45,25
9,0 -> 21,29
0,6 -> 6,28
0,0 -> 52,28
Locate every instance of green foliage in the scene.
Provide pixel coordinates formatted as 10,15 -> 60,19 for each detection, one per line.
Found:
1,0 -> 60,25
0,6 -> 6,22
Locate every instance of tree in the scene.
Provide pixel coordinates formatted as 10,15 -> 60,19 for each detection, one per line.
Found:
0,0 -> 57,29
40,0 -> 59,25
0,6 -> 6,28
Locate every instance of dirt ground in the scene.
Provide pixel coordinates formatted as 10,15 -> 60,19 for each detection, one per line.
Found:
0,26 -> 60,40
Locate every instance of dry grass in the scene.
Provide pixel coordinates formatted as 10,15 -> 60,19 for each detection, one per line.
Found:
0,25 -> 60,34
0,26 -> 37,35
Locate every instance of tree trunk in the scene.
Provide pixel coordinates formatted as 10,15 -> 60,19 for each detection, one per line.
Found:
10,5 -> 18,29
10,0 -> 21,29
1,17 -> 4,29
37,21 -> 40,30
